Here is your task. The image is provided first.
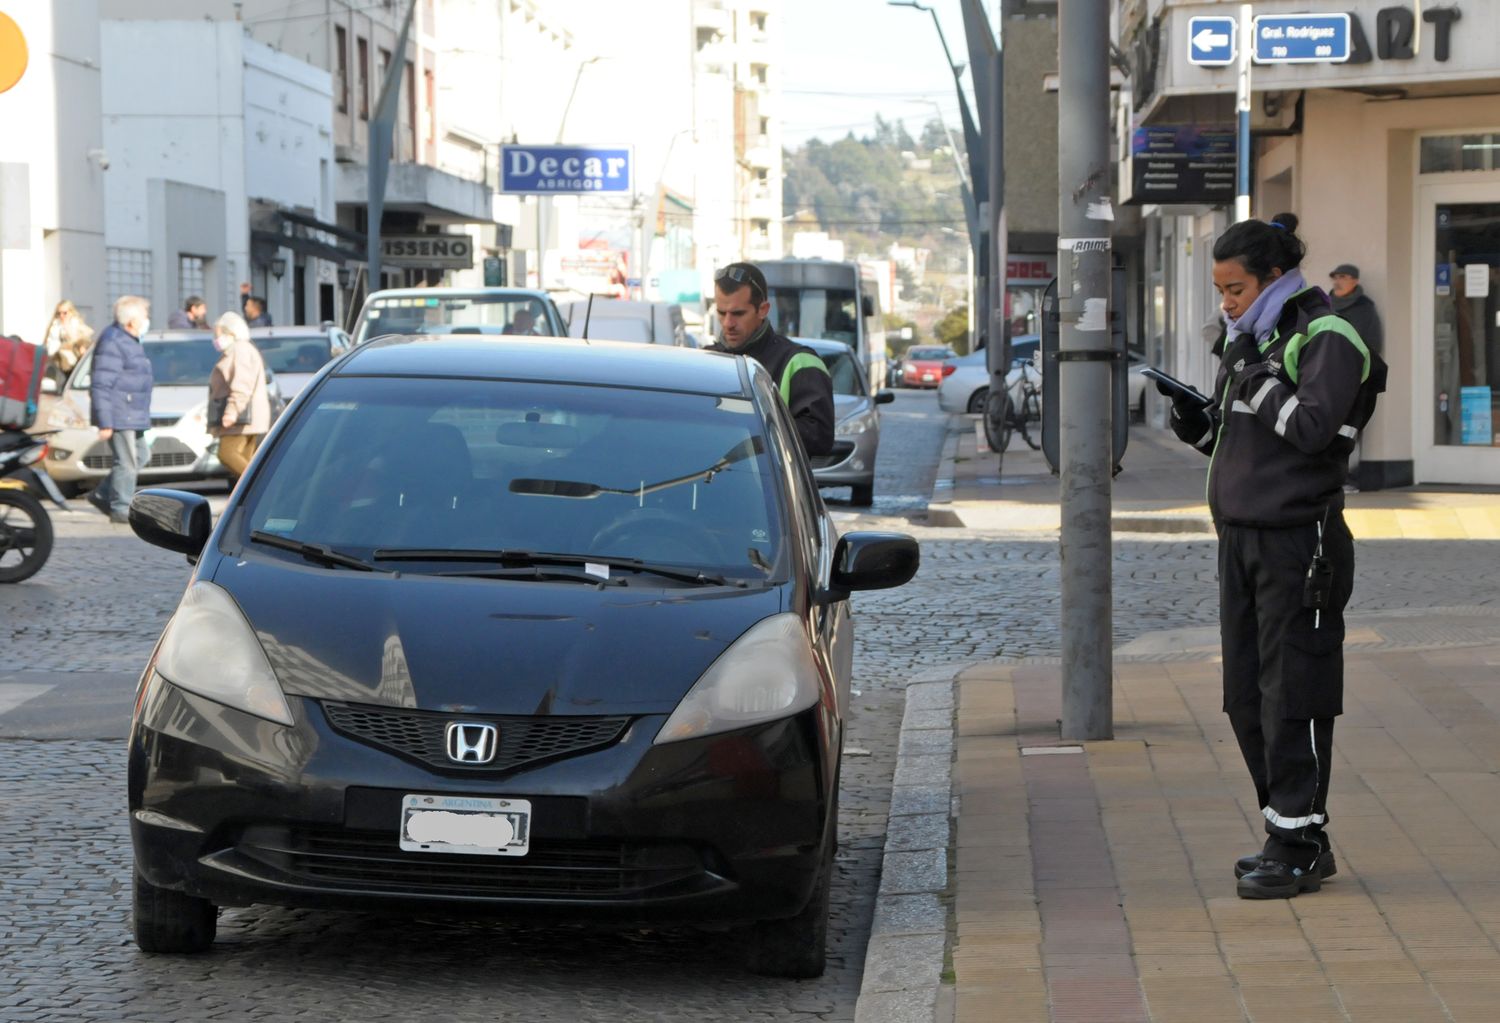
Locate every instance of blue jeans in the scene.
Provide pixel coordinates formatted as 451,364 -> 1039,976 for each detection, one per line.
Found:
100,430 -> 150,516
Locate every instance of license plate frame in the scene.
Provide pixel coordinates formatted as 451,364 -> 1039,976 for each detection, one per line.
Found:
399,794 -> 531,857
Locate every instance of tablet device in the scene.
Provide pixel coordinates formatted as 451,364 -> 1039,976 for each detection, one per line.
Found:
1140,366 -> 1212,408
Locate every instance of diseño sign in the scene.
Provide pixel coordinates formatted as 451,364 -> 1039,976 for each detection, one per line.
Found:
1126,126 -> 1236,205
500,145 -> 634,195
1253,13 -> 1351,64
381,234 -> 474,269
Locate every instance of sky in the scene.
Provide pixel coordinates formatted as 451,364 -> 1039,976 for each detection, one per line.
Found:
781,0 -> 997,148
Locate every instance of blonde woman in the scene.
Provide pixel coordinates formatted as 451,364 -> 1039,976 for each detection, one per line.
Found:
208,312 -> 271,479
42,300 -> 95,386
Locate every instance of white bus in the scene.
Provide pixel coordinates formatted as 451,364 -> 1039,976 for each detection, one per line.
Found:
757,260 -> 888,391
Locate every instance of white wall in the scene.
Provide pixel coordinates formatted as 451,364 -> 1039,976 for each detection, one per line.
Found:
0,1 -> 106,337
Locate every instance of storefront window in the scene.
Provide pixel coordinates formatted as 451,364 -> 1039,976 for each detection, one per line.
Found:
1420,134 -> 1500,174
1432,204 -> 1500,446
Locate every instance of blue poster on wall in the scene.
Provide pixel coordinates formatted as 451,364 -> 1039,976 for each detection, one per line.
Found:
1460,386 -> 1493,445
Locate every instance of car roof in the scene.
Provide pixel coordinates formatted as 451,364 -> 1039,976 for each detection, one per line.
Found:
143,330 -> 211,342
249,325 -> 335,338
334,335 -> 749,396
365,287 -> 554,302
794,337 -> 856,357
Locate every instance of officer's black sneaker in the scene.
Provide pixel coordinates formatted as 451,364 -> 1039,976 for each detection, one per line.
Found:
1234,849 -> 1336,881
1237,859 -> 1325,899
86,488 -> 110,515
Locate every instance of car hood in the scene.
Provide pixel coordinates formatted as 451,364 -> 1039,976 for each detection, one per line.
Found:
211,554 -> 786,716
152,386 -> 211,417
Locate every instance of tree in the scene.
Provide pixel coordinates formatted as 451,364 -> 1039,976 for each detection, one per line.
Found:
934,305 -> 970,353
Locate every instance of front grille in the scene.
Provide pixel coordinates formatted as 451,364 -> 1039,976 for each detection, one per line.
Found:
322,702 -> 631,773
237,825 -> 707,898
150,415 -> 180,427
82,436 -> 198,470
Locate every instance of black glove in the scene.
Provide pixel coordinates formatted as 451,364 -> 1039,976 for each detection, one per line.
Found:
1170,394 -> 1214,446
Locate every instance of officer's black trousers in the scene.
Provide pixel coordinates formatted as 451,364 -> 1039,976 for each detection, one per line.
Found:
1218,516 -> 1354,871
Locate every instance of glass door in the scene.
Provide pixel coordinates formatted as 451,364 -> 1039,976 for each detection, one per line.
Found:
1418,184 -> 1500,482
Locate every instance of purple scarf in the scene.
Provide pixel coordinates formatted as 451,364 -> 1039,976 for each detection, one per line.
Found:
1224,269 -> 1306,343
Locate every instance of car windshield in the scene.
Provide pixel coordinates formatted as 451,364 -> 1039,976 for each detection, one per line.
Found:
252,335 -> 330,375
235,376 -> 783,581
143,338 -> 220,386
355,295 -> 559,344
817,348 -> 864,397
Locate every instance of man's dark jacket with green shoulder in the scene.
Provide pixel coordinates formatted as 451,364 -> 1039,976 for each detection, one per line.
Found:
709,323 -> 835,456
1177,287 -> 1386,526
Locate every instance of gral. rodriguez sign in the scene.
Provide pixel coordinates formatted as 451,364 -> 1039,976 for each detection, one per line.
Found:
501,145 -> 634,195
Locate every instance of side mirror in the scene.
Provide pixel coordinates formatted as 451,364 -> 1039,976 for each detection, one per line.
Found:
41,378 -> 58,394
820,531 -> 919,604
874,390 -> 895,405
129,489 -> 213,560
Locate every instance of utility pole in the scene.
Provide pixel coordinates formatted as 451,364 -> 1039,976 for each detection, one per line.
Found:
366,0 -> 418,297
1056,0 -> 1113,741
1235,3 -> 1253,223
958,0 -> 1004,446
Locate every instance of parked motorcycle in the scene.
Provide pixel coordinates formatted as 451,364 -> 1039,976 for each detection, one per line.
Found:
0,428 -> 68,582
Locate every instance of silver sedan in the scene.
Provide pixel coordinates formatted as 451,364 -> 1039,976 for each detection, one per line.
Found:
798,338 -> 893,507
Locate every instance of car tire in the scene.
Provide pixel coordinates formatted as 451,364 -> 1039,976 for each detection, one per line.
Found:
966,387 -> 988,415
132,872 -> 216,954
745,808 -> 835,979
850,482 -> 874,507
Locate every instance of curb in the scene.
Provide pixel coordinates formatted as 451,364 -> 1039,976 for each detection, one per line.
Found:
853,666 -> 963,1023
924,425 -> 964,528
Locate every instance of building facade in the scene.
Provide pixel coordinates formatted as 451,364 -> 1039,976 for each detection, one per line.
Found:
1119,0 -> 1500,488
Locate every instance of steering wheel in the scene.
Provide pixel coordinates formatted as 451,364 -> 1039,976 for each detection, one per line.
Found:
588,509 -> 721,565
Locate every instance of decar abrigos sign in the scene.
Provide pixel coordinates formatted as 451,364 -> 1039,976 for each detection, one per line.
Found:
500,145 -> 634,195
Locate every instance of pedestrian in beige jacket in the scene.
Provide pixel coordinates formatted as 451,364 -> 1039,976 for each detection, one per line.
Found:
208,312 -> 271,479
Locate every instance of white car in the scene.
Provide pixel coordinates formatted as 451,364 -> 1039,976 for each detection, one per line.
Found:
249,324 -> 351,400
43,331 -> 277,495
937,336 -> 1149,421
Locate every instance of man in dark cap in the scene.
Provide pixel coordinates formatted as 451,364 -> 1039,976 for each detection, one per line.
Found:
708,261 -> 834,457
1329,264 -> 1383,356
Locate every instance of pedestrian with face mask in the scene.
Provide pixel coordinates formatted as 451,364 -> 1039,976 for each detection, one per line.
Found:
86,296 -> 154,523
1164,213 -> 1386,900
207,312 -> 270,480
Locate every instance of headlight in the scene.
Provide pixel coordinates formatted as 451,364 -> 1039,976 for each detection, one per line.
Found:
836,413 -> 873,437
154,582 -> 294,726
653,614 -> 821,744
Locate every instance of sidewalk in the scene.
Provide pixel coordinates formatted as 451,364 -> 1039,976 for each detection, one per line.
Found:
856,419 -> 1500,1022
929,415 -> 1500,540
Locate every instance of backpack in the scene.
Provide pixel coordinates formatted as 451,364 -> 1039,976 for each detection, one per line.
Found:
0,336 -> 47,430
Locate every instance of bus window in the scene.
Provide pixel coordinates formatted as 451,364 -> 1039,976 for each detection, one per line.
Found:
768,287 -> 858,344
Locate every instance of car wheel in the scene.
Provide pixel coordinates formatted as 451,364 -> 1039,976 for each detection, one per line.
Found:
745,813 -> 834,979
132,872 -> 216,953
966,387 -> 988,415
850,482 -> 874,507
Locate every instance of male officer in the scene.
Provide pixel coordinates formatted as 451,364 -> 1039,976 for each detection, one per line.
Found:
708,262 -> 834,457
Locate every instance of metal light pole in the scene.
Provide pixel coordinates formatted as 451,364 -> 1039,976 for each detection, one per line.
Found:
536,56 -> 606,290
890,0 -> 988,364
958,0 -> 1004,448
366,0 -> 419,296
1235,3 -> 1253,222
1056,0 -> 1113,741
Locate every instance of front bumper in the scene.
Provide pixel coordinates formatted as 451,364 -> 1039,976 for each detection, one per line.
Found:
128,677 -> 833,925
45,426 -> 224,483
811,429 -> 878,488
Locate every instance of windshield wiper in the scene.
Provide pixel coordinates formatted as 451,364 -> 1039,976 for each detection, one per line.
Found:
250,530 -> 387,572
372,548 -> 742,587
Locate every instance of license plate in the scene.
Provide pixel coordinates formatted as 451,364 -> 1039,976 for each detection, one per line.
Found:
399,794 -> 531,857
922,373 -> 935,381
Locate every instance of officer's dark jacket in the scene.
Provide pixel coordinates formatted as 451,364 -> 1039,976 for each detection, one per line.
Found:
709,324 -> 835,456
1183,287 -> 1382,527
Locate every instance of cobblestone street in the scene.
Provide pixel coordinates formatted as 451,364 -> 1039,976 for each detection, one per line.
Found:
3,391 -> 1498,1021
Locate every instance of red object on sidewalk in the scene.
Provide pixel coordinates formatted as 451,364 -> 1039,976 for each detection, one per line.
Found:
0,335 -> 46,429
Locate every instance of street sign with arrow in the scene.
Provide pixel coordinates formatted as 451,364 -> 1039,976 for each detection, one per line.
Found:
1187,15 -> 1236,67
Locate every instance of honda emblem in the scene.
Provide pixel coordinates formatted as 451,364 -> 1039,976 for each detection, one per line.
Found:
445,721 -> 498,764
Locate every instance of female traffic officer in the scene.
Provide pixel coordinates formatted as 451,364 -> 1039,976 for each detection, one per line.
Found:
1166,213 -> 1384,900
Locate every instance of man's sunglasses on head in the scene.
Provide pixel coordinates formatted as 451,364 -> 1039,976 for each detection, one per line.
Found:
715,265 -> 766,303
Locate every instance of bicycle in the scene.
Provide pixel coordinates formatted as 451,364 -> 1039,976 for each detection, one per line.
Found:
996,360 -> 1042,453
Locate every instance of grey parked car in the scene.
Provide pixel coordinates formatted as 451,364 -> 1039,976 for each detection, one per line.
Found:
800,338 -> 893,507
561,298 -> 688,346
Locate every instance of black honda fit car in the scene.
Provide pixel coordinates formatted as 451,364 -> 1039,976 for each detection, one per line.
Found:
126,336 -> 918,978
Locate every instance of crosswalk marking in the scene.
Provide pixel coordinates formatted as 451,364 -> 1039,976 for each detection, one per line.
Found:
0,684 -> 56,716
